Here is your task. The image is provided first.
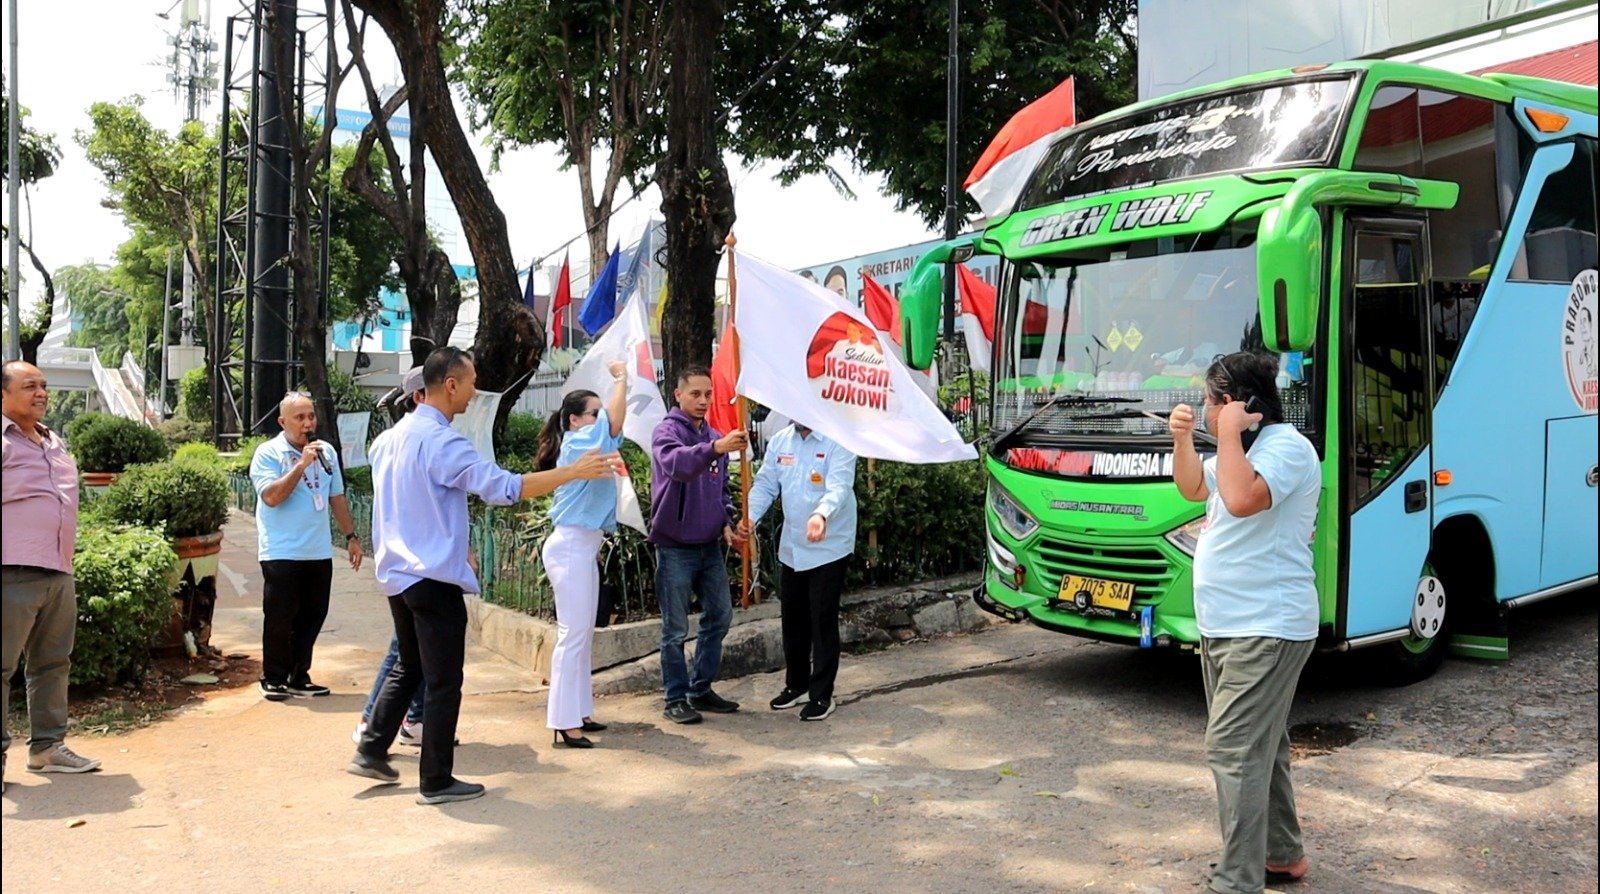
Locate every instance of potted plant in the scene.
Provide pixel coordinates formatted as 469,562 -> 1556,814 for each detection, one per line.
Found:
98,457 -> 231,654
66,411 -> 169,488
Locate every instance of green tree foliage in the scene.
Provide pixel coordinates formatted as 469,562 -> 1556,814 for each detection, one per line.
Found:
327,143 -> 406,324
69,524 -> 178,685
1,72 -> 62,183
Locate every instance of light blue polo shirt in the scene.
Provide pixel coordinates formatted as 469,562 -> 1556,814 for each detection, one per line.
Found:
1192,423 -> 1321,640
548,408 -> 625,531
250,432 -> 345,561
747,425 -> 857,572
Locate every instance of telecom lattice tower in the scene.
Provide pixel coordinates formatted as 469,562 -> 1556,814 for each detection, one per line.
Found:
212,0 -> 331,443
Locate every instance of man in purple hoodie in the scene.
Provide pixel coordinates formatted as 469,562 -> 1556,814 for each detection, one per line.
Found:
650,366 -> 749,725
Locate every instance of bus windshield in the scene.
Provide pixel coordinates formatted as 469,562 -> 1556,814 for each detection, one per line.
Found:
992,222 -> 1317,444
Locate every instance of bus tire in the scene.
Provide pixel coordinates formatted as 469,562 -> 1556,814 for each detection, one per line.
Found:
1375,563 -> 1450,685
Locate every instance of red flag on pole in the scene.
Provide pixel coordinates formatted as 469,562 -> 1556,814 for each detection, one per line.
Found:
860,274 -> 902,345
956,264 -> 997,374
549,254 -> 573,349
708,314 -> 742,436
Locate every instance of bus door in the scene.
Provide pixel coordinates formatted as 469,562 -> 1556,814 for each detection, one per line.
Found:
1341,219 -> 1439,642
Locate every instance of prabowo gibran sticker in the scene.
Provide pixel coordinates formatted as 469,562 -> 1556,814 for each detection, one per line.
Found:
1563,269 -> 1598,413
806,312 -> 895,419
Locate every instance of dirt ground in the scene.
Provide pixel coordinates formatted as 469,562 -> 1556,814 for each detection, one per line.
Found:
2,515 -> 1595,893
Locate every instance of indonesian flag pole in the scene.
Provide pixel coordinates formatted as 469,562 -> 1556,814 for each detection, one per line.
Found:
725,233 -> 754,608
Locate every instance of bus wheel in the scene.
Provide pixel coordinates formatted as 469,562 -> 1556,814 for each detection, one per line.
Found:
1377,569 -> 1449,684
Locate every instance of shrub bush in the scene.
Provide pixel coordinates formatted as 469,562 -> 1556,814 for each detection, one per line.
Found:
178,365 -> 211,423
66,412 -> 169,472
342,464 -> 372,495
70,524 -> 179,685
498,412 -> 543,466
226,434 -> 271,477
157,415 -> 211,450
174,442 -> 223,465
99,458 -> 231,539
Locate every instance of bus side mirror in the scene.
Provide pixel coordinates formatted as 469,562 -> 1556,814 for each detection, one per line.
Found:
1256,171 -> 1458,352
900,236 -> 985,370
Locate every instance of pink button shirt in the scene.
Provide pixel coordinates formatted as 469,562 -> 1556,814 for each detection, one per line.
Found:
1,413 -> 79,573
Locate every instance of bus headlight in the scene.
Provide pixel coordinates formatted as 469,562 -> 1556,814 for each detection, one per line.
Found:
1164,517 -> 1206,556
987,530 -> 1025,590
989,481 -> 1039,542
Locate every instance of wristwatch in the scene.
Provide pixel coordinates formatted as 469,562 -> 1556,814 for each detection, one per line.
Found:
345,532 -> 359,543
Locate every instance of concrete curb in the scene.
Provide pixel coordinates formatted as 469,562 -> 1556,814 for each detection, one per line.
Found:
465,572 -> 994,694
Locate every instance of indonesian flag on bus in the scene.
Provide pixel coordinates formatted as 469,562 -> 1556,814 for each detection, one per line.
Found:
956,264 -> 996,374
964,77 -> 1077,222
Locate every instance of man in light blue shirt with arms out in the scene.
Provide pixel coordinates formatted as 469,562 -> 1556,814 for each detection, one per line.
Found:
1170,352 -> 1322,894
348,346 -> 619,805
740,421 -> 857,721
250,392 -> 363,702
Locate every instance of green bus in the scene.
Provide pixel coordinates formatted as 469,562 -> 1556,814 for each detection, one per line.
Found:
900,61 -> 1597,681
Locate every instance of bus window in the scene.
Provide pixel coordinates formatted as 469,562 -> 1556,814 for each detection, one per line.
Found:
1429,279 -> 1483,394
1355,86 -> 1509,281
1513,137 -> 1599,283
1349,230 -> 1430,510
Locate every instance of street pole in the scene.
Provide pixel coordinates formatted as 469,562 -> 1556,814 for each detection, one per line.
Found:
6,0 -> 21,362
941,0 -> 960,344
161,248 -> 175,417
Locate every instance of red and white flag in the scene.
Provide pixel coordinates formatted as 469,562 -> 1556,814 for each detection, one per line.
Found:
733,254 -> 976,464
861,274 -> 902,345
708,313 -> 741,437
964,77 -> 1076,222
956,264 -> 997,374
549,254 -> 573,349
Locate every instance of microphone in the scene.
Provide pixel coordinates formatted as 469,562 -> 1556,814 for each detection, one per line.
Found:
314,443 -> 334,475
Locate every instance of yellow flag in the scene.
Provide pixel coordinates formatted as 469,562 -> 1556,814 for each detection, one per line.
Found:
651,277 -> 669,337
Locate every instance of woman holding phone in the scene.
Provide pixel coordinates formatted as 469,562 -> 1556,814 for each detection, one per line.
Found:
534,360 -> 629,748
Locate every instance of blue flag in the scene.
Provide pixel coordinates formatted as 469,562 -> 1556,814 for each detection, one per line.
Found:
578,245 -> 621,336
521,261 -> 538,309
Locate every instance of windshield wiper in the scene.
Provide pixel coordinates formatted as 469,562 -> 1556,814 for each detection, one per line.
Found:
997,393 -> 1142,442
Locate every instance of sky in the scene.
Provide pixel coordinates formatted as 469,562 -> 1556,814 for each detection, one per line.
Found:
6,0 -> 943,308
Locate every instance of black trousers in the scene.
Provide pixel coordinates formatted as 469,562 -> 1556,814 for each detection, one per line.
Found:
780,557 -> 849,703
360,579 -> 467,793
259,558 -> 333,686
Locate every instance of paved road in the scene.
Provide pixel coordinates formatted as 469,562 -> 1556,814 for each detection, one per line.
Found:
3,516 -> 1594,892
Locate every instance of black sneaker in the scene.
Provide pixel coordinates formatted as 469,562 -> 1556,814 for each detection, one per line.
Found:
687,689 -> 740,713
260,681 -> 292,702
663,700 -> 703,725
769,687 -> 808,711
346,751 -> 399,783
416,779 -> 485,805
287,681 -> 331,698
799,699 -> 835,721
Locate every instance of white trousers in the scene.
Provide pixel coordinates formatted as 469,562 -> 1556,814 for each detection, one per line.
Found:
543,525 -> 603,731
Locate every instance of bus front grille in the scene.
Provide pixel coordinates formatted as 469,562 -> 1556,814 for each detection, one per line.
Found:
1032,539 -> 1176,603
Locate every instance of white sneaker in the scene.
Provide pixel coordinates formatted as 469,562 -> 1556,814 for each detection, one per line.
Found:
398,721 -> 423,747
27,744 -> 102,773
351,720 -> 367,745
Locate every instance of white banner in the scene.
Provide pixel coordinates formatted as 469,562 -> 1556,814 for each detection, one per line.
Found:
337,412 -> 372,469
733,254 -> 978,464
451,390 -> 504,463
562,296 -> 669,449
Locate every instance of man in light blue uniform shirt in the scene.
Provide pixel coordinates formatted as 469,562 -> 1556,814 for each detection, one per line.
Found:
348,347 -> 617,805
250,392 -> 362,702
741,422 -> 857,721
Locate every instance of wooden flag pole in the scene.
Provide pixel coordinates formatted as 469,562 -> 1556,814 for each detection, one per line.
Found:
725,232 -> 753,608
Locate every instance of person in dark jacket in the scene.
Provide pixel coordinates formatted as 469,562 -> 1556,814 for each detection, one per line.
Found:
650,366 -> 748,725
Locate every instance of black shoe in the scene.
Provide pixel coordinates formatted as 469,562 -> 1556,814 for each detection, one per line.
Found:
553,729 -> 594,749
287,680 -> 330,698
346,751 -> 399,783
688,690 -> 740,713
663,700 -> 703,725
580,719 -> 608,733
769,687 -> 808,711
416,779 -> 486,805
799,699 -> 835,721
260,681 -> 292,702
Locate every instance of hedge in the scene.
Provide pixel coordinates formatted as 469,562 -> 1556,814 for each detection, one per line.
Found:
70,524 -> 179,685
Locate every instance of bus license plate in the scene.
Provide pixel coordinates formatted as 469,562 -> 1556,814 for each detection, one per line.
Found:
1057,573 -> 1135,612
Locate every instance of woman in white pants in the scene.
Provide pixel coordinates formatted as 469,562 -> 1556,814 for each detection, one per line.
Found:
534,361 -> 628,748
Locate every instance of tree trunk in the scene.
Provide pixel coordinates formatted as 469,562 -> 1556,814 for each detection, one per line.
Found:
354,0 -> 543,438
656,0 -> 736,385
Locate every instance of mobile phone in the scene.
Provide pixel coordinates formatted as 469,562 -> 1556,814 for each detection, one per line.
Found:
1243,396 -> 1263,431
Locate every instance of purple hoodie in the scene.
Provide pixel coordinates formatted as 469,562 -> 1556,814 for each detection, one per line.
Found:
649,408 -> 735,547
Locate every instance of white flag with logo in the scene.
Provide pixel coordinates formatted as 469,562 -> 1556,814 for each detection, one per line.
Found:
562,295 -> 666,533
451,390 -> 504,463
733,253 -> 978,464
336,412 -> 372,469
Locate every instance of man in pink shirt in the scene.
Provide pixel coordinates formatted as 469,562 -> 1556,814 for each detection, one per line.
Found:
2,360 -> 101,793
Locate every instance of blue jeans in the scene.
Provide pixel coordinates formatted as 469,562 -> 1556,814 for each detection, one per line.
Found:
656,543 -> 733,704
362,633 -> 425,725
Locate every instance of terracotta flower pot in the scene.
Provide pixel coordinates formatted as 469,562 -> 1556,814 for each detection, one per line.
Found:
82,471 -> 120,488
163,530 -> 225,655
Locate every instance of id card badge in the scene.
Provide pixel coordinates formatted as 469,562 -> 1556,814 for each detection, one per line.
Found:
313,493 -> 327,512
